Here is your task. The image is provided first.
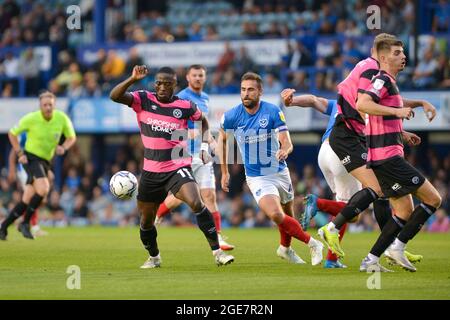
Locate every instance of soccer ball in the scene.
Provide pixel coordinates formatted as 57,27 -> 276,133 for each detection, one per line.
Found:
109,171 -> 138,200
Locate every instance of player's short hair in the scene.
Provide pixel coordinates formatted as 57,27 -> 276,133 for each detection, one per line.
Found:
241,72 -> 263,89
373,33 -> 396,47
187,64 -> 207,73
376,38 -> 404,54
39,90 -> 56,101
156,66 -> 176,77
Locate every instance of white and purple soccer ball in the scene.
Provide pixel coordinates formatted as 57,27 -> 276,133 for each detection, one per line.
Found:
109,171 -> 138,200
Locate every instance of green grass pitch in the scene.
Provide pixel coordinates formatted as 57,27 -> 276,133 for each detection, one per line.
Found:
1,226 -> 449,299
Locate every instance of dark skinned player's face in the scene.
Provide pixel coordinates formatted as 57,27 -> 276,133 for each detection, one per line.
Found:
154,73 -> 177,102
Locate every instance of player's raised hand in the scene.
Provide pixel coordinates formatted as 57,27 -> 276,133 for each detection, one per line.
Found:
280,88 -> 296,106
422,101 -> 437,122
395,107 -> 414,120
131,65 -> 148,81
221,172 -> 230,193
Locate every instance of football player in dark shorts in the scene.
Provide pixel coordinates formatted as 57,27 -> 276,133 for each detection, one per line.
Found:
318,34 -> 436,263
110,65 -> 234,268
357,38 -> 442,272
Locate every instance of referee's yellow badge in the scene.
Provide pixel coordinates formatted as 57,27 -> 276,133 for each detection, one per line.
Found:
279,111 -> 286,123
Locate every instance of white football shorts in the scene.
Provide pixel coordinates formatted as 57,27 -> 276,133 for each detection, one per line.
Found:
318,139 -> 361,202
246,167 -> 294,205
191,157 -> 216,190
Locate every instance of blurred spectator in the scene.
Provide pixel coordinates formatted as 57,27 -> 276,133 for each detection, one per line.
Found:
88,186 -> 111,224
71,192 -> 90,226
413,48 -> 439,88
17,47 -> 40,96
342,38 -> 363,70
51,62 -> 83,95
203,25 -> 219,41
282,41 -> 313,69
102,50 -> 126,82
428,208 -> 450,232
242,21 -> 262,38
110,11 -> 127,42
67,78 -> 83,99
125,47 -> 145,75
217,41 -> 235,73
188,22 -> 203,41
217,69 -> 240,93
344,20 -> 362,37
174,24 -> 189,42
263,73 -> 283,94
436,53 -> 450,88
432,0 -> 450,33
1,82 -> 14,97
65,167 -> 81,192
60,185 -> 75,217
91,49 -> 107,83
234,46 -> 257,75
1,51 -> 19,78
264,22 -> 282,38
241,207 -> 257,228
81,75 -> 102,97
45,190 -> 67,227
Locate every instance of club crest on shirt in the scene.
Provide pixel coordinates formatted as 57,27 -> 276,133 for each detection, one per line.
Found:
173,109 -> 182,119
373,79 -> 385,90
259,117 -> 268,128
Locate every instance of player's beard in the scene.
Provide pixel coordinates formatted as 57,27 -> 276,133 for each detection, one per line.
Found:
242,99 -> 258,109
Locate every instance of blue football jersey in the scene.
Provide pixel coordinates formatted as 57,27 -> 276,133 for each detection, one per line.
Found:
221,101 -> 288,177
321,100 -> 338,143
177,87 -> 210,156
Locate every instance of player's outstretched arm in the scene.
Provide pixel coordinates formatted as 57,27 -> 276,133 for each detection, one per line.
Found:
280,88 -> 328,113
217,128 -> 230,192
110,65 -> 148,106
356,93 -> 414,119
403,98 -> 437,122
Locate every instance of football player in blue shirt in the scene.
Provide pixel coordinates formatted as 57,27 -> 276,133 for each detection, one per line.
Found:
218,72 -> 324,265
